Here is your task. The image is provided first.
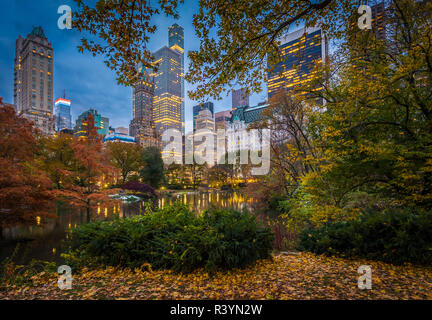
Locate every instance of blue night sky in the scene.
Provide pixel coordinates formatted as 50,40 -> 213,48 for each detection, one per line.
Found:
0,0 -> 267,132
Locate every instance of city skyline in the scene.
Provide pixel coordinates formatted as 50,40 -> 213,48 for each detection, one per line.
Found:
0,1 -> 266,133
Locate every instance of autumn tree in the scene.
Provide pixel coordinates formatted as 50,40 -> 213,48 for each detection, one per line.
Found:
207,165 -> 229,188
107,141 -> 144,184
250,90 -> 321,195
0,99 -> 54,238
54,113 -> 119,219
185,162 -> 207,190
70,0 -> 365,97
303,0 -> 432,210
72,0 -> 184,86
140,146 -> 164,189
38,133 -> 76,189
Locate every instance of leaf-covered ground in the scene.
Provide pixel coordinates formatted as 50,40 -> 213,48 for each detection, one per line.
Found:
1,252 -> 431,300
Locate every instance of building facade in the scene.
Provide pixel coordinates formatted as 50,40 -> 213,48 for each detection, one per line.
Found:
193,102 -> 214,132
267,27 -> 328,101
372,2 -> 386,41
215,110 -> 232,131
195,108 -> 215,132
226,104 -> 269,154
14,26 -> 55,134
114,127 -> 129,135
54,98 -> 72,132
232,88 -> 249,110
169,23 -> 185,135
103,132 -> 136,144
74,109 -> 109,138
129,71 -> 159,148
152,46 -> 182,135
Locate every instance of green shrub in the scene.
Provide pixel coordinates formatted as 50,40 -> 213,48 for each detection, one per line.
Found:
63,203 -> 274,272
297,208 -> 432,265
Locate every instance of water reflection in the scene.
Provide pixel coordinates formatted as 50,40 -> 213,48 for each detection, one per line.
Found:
159,191 -> 252,214
0,191 -> 254,264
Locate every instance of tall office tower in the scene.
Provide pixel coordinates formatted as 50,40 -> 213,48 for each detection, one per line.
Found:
14,26 -> 55,135
194,108 -> 216,166
129,71 -> 159,148
371,2 -> 386,41
152,46 -> 182,135
74,109 -> 109,138
267,27 -> 328,101
193,102 -> 214,132
215,110 -> 232,131
54,98 -> 72,132
169,23 -> 185,135
232,88 -> 249,110
195,108 -> 215,132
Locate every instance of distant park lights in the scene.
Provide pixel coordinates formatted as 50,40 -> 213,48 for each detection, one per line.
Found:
57,5 -> 72,30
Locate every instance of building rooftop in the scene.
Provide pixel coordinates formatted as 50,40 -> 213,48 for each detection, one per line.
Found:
29,26 -> 47,39
103,133 -> 136,143
230,104 -> 268,124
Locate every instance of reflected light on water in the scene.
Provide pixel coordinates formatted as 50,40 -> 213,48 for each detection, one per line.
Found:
1,191 -> 256,265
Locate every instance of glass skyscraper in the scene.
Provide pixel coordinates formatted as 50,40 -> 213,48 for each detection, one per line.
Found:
152,46 -> 182,136
168,23 -> 185,135
54,98 -> 72,132
267,27 -> 328,100
74,109 -> 109,138
129,70 -> 159,148
232,88 -> 249,110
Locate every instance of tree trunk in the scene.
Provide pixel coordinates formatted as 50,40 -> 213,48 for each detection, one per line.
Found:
86,199 -> 91,223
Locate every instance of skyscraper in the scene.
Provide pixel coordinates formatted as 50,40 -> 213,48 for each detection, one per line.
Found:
193,102 -> 214,132
169,23 -> 185,135
371,2 -> 386,41
195,108 -> 215,132
129,70 -> 159,148
194,108 -> 216,166
14,26 -> 55,134
267,27 -> 328,100
232,88 -> 249,110
74,109 -> 109,138
54,98 -> 72,132
215,110 -> 232,131
152,46 -> 182,135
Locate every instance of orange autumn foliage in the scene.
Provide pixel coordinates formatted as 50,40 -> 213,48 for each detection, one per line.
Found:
53,113 -> 120,214
0,98 -> 55,230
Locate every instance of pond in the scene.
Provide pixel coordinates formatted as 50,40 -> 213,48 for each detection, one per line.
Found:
0,191 -> 255,265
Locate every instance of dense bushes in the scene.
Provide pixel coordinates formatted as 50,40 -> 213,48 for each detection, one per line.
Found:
63,203 -> 274,272
297,208 -> 432,265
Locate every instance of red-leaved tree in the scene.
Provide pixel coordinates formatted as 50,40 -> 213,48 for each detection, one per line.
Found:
53,113 -> 120,220
0,98 -> 55,239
